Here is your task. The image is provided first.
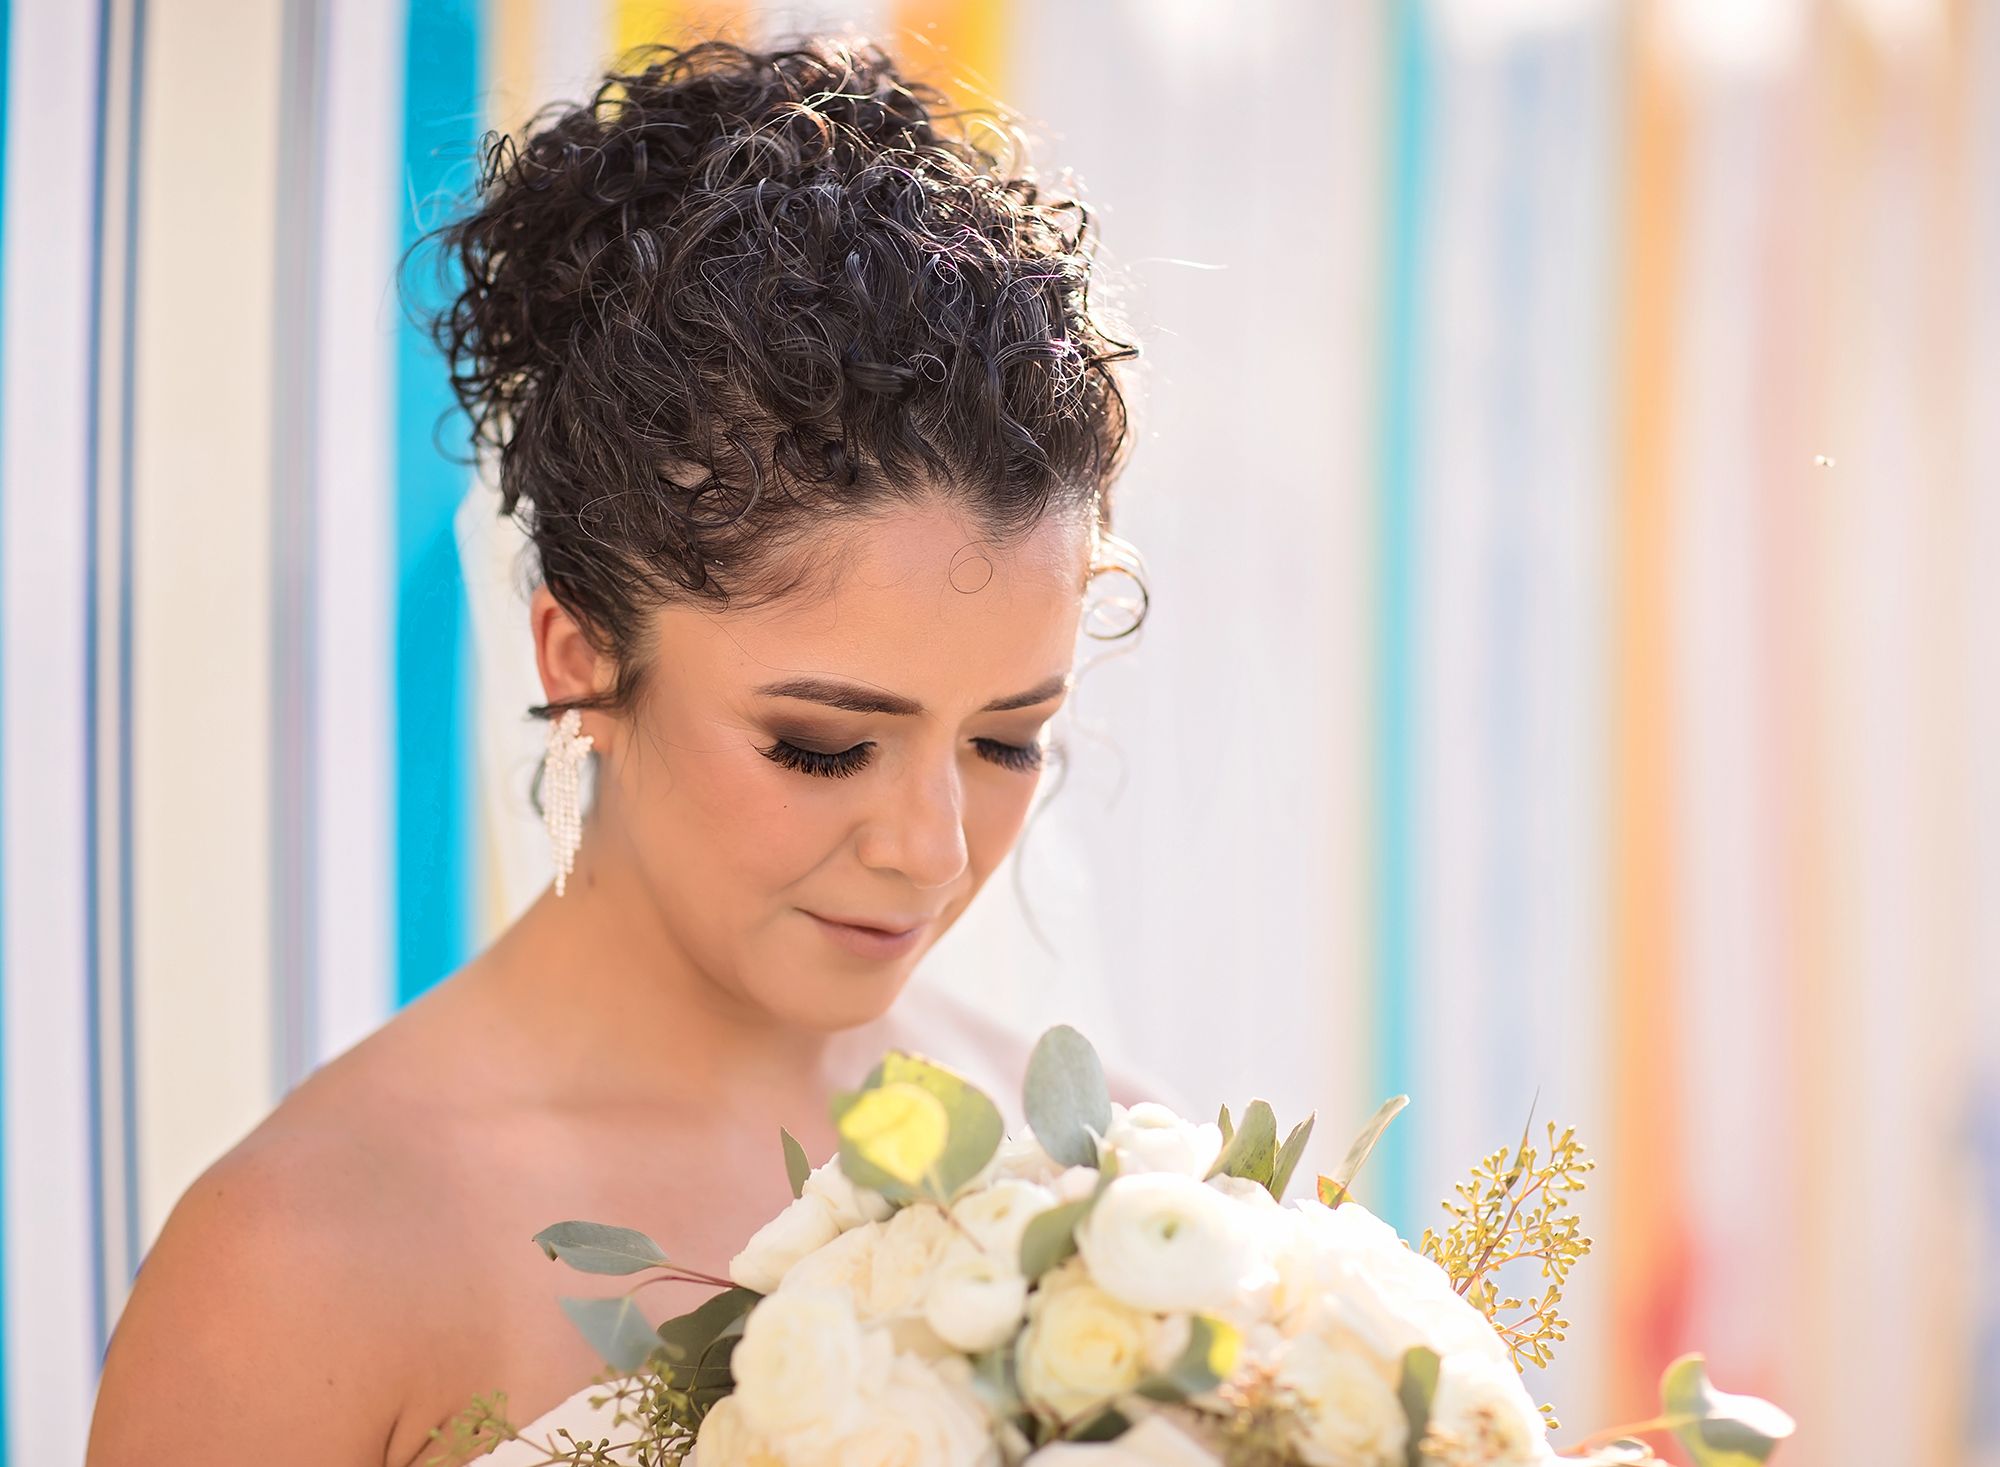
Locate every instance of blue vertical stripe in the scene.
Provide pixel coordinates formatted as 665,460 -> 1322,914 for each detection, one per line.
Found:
1372,0 -> 1430,1237
395,0 -> 482,1006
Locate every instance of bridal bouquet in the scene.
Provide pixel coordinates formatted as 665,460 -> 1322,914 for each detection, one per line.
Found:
440,1027 -> 1792,1467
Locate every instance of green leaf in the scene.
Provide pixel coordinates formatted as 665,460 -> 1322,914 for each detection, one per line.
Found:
1661,1355 -> 1797,1467
559,1294 -> 661,1372
780,1127 -> 812,1200
1135,1315 -> 1242,1402
1318,1094 -> 1409,1207
531,1221 -> 671,1275
877,1051 -> 1005,1200
1217,1104 -> 1234,1147
1019,1196 -> 1094,1279
832,1083 -> 947,1202
1024,1025 -> 1114,1168
1270,1112 -> 1317,1201
1398,1345 -> 1440,1467
1205,1099 -> 1278,1186
1064,1407 -> 1132,1443
654,1286 -> 760,1367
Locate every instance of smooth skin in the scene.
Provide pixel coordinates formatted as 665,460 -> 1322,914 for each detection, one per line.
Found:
85,497 -> 1150,1466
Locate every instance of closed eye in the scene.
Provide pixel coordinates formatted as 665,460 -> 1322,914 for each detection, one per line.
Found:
757,737 -> 1047,779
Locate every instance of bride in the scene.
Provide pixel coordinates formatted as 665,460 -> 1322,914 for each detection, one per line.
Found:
84,31 -> 1155,1467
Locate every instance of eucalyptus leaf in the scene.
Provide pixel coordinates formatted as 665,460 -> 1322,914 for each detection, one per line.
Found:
1398,1345 -> 1440,1467
1661,1354 -> 1797,1467
559,1294 -> 661,1373
532,1221 -> 671,1275
1319,1094 -> 1410,1207
1205,1099 -> 1278,1186
1135,1314 -> 1242,1402
654,1286 -> 761,1371
1269,1113 -> 1317,1201
1065,1407 -> 1132,1443
1019,1196 -> 1095,1279
877,1051 -> 1005,1199
780,1127 -> 812,1200
831,1083 -> 941,1202
1024,1025 -> 1114,1168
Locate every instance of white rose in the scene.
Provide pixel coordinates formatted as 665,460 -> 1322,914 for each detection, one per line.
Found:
953,1179 -> 1060,1262
925,1237 -> 1031,1351
803,1153 -> 894,1230
1019,1261 -> 1162,1421
729,1192 -> 843,1294
776,1217 -> 879,1298
1275,1335 -> 1408,1467
689,1394 -> 786,1467
730,1287 -> 889,1441
819,1351 -> 1000,1467
1075,1172 -> 1268,1313
1103,1102 -> 1223,1180
1028,1413 -> 1224,1466
1420,1355 -> 1548,1466
858,1201 -> 957,1318
979,1132 -> 1068,1188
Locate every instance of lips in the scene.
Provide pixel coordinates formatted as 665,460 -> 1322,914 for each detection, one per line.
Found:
808,913 -> 925,937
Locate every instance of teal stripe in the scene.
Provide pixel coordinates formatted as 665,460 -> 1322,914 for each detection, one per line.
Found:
394,0 -> 482,1005
1372,0 -> 1430,1238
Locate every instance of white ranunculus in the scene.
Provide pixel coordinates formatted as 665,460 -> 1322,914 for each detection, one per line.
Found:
1075,1172 -> 1268,1313
1420,1355 -> 1549,1466
817,1351 -> 1000,1467
1053,1164 -> 1104,1203
1018,1260 -> 1162,1421
688,1394 -> 786,1467
925,1237 -> 1030,1352
952,1178 -> 1060,1262
728,1191 -> 843,1294
1275,1335 -> 1408,1467
803,1153 -> 894,1230
1103,1102 -> 1224,1180
1206,1174 -> 1283,1210
1027,1413 -> 1224,1466
729,1287 -> 889,1442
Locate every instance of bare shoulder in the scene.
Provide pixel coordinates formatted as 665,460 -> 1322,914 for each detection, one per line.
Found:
86,1092 -> 429,1466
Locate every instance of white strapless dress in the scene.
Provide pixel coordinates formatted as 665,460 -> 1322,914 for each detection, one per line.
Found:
474,1375 -> 655,1465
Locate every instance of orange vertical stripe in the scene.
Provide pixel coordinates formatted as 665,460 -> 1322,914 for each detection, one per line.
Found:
1607,4 -> 1690,1426
888,0 -> 1009,109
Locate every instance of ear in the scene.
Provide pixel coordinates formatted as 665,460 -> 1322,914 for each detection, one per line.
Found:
530,583 -> 614,729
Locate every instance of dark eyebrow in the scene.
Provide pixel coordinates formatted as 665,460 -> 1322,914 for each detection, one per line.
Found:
754,673 -> 1070,717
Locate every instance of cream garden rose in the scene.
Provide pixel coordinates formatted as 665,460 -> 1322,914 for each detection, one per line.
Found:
729,1286 -> 889,1442
1275,1334 -> 1409,1467
1018,1260 -> 1169,1421
820,1352 -> 1000,1467
1419,1355 -> 1550,1467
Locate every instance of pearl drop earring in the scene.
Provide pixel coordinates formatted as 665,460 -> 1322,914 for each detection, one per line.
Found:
542,707 -> 594,896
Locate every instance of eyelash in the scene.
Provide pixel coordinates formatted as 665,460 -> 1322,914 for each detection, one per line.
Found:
759,737 -> 1046,780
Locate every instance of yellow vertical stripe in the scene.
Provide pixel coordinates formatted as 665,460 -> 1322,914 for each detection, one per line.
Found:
888,0 -> 1008,105
615,0 -> 751,60
1607,2 -> 1686,1424
129,0 -> 285,1242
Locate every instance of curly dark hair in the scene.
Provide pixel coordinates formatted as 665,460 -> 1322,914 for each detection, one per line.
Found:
406,32 -> 1146,726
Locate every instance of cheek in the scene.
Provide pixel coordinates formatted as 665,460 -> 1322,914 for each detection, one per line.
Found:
671,748 -> 853,886
963,768 -> 1042,871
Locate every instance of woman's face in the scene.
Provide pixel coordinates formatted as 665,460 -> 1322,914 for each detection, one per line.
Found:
545,499 -> 1094,1032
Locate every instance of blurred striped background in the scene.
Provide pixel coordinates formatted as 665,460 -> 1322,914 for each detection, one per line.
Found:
3,0 -> 1996,1461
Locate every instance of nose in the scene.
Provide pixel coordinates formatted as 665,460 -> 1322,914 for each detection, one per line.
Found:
856,749 -> 970,891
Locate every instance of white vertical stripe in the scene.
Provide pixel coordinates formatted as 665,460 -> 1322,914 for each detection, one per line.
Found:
2,2 -> 105,1455
1669,67 -> 1787,1378
129,0 -> 285,1244
310,0 -> 401,1067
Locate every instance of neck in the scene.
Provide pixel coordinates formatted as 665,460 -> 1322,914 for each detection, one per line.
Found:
476,823 -> 876,1116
